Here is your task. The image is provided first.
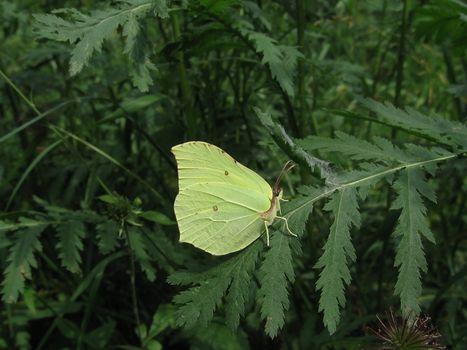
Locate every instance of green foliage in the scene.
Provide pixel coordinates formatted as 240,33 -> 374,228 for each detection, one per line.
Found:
258,233 -> 295,337
1,0 -> 466,348
315,188 -> 360,334
96,221 -> 120,254
414,0 -> 467,46
283,186 -> 323,236
169,240 -> 261,330
127,226 -> 156,281
299,131 -> 406,164
360,99 -> 467,151
247,31 -> 303,97
392,168 -> 436,317
55,220 -> 85,273
34,0 -> 169,91
288,100 -> 462,332
1,218 -> 46,303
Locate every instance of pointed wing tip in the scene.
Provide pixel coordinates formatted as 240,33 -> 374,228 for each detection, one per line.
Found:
171,141 -> 219,160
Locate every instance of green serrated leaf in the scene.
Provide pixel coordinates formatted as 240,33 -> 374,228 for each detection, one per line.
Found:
224,243 -> 261,330
246,32 -> 302,97
55,220 -> 85,273
299,132 -> 407,164
34,0 -> 169,91
96,221 -> 120,254
258,233 -> 295,337
127,227 -> 156,281
392,168 -> 436,316
283,186 -> 323,236
169,241 -> 261,330
2,218 -> 47,303
361,98 -> 467,151
315,187 -> 360,334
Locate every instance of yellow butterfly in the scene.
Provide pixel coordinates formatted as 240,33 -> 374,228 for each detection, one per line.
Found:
172,141 -> 295,255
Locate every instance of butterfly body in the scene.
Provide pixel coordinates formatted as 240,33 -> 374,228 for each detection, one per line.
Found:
172,141 -> 293,255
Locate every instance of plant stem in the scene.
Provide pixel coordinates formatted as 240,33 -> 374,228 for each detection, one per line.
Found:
125,226 -> 143,346
0,69 -> 41,115
286,153 -> 458,218
393,0 -> 408,110
296,0 -> 310,137
442,47 -> 465,120
171,10 -> 197,139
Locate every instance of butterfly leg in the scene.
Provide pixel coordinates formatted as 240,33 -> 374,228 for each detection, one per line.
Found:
278,198 -> 288,214
264,221 -> 270,246
276,216 -> 297,237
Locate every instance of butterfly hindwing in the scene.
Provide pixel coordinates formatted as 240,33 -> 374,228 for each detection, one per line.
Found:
174,183 -> 265,255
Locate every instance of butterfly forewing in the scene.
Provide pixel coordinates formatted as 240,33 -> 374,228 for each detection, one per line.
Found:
172,142 -> 272,196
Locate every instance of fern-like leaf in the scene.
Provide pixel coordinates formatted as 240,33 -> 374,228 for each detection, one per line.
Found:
2,218 -> 47,303
283,186 -> 324,236
55,220 -> 85,273
34,0 -> 168,91
258,233 -> 295,337
361,98 -> 467,151
224,243 -> 261,330
96,221 -> 120,254
141,227 -> 185,272
315,187 -> 360,334
392,168 -> 436,316
299,132 -> 408,164
169,241 -> 261,330
127,226 -> 156,281
246,32 -> 302,97
254,108 -> 335,181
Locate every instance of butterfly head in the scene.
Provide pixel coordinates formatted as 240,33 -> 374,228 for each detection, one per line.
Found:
273,187 -> 283,199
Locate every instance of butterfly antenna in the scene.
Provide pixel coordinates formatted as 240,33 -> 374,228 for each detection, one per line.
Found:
274,160 -> 296,194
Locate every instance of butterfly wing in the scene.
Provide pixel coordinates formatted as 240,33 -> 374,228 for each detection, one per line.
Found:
172,141 -> 272,197
172,142 -> 272,255
174,183 -> 266,255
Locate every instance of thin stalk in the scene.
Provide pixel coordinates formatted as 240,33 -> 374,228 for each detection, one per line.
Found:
393,0 -> 408,110
6,305 -> 13,345
4,84 -> 28,149
51,126 -> 166,204
77,238 -> 100,350
125,226 -> 143,346
0,69 -> 40,115
224,65 -> 255,145
296,0 -> 313,136
286,153 -> 458,219
240,66 -> 256,147
295,0 -> 315,190
442,47 -> 465,120
6,140 -> 62,210
171,10 -> 196,139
